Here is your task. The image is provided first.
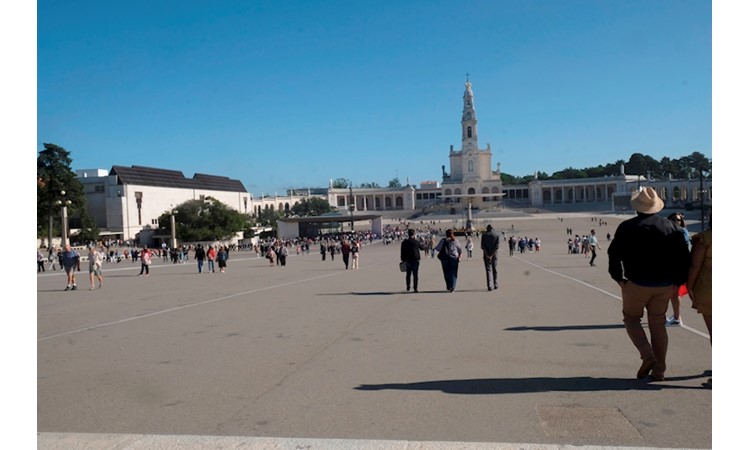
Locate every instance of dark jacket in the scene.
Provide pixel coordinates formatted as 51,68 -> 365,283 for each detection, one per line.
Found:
481,230 -> 500,257
400,238 -> 422,262
607,213 -> 690,286
195,247 -> 206,260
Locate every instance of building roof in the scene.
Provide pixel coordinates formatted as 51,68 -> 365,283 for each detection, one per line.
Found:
109,165 -> 247,192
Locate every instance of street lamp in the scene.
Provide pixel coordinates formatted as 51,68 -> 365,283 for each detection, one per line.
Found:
699,170 -> 707,231
55,190 -> 72,248
169,208 -> 179,249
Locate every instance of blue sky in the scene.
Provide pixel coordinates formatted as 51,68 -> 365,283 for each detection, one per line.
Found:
36,0 -> 712,195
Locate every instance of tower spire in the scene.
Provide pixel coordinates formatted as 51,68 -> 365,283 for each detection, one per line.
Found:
461,78 -> 478,151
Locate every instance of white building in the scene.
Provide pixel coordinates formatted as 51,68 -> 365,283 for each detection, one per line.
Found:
78,165 -> 250,244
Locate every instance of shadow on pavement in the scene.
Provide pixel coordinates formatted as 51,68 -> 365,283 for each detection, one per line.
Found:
505,324 -> 625,331
355,374 -> 711,394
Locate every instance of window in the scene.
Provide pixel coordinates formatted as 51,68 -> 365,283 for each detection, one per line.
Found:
94,185 -> 105,193
468,160 -> 474,172
467,126 -> 472,138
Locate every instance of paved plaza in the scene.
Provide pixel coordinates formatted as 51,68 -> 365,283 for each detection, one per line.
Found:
37,213 -> 712,449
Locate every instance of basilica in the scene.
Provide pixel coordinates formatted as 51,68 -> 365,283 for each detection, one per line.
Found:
68,80 -> 710,245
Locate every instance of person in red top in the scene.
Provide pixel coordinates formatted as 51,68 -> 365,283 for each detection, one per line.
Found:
138,246 -> 152,276
206,245 -> 217,273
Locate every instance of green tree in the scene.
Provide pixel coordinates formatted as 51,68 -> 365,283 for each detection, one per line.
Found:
290,197 -> 336,216
388,177 -> 401,188
76,209 -> 100,244
359,181 -> 381,188
331,178 -> 350,188
37,143 -> 85,246
684,151 -> 711,176
254,208 -> 284,231
551,167 -> 588,179
159,197 -> 249,242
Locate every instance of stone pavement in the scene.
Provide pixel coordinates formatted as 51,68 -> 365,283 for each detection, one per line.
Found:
37,213 -> 712,449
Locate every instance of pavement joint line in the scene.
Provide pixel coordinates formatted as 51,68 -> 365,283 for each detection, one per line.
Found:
38,261 -> 379,343
512,257 -> 711,340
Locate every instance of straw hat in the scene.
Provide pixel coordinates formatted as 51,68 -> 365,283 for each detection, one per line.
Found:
630,187 -> 664,214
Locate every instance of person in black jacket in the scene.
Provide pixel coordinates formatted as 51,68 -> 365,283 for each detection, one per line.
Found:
194,244 -> 206,273
400,229 -> 422,293
608,187 -> 690,382
481,224 -> 501,291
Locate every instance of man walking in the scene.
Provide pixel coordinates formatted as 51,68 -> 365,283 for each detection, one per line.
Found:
400,229 -> 421,293
435,229 -> 462,292
195,244 -> 206,273
61,244 -> 80,291
481,224 -> 501,291
589,229 -> 601,266
608,187 -> 690,381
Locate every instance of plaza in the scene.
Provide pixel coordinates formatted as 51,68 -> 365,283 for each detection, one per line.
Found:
37,213 -> 711,449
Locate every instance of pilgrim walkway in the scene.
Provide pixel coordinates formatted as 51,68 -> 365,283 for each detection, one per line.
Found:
37,213 -> 711,450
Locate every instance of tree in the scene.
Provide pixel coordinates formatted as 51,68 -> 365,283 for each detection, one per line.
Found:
388,177 -> 401,188
332,178 -> 350,189
551,168 -> 588,179
158,197 -> 249,242
75,209 -> 100,244
359,182 -> 381,188
290,197 -> 336,217
254,208 -> 284,231
37,143 -> 85,246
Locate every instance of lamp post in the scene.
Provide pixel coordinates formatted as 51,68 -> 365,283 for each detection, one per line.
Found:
169,208 -> 179,249
55,190 -> 72,248
699,170 -> 706,232
349,184 -> 355,231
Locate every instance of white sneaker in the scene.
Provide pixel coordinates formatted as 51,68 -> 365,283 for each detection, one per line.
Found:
666,316 -> 681,325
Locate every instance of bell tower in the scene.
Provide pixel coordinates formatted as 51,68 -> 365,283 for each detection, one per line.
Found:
461,75 -> 478,152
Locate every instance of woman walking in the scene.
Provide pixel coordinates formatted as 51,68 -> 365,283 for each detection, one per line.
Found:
435,229 -> 462,292
217,245 -> 229,273
138,246 -> 152,276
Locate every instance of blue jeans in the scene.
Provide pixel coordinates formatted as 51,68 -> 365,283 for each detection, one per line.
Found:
208,260 -> 215,272
197,259 -> 204,273
440,258 -> 459,291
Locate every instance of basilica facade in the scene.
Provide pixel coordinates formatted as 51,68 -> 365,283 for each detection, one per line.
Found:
440,79 -> 503,207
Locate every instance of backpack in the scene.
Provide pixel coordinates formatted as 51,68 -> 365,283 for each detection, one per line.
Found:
437,239 -> 448,260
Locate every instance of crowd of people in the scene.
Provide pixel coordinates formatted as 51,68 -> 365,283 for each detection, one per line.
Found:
39,191 -> 712,385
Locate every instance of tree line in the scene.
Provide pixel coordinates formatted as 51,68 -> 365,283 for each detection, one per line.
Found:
500,151 -> 711,185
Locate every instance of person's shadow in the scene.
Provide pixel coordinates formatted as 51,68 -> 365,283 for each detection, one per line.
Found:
355,372 -> 711,394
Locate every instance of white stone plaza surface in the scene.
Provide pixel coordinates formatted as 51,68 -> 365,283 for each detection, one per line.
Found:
38,214 -> 711,449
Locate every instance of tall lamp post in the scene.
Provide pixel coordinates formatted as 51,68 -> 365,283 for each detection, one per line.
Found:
169,208 -> 179,249
349,184 -> 355,231
699,170 -> 706,232
55,190 -> 72,248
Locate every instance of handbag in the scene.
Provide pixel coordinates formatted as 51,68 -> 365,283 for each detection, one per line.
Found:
399,261 -> 407,272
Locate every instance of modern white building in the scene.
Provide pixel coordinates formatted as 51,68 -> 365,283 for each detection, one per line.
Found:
78,166 -> 250,243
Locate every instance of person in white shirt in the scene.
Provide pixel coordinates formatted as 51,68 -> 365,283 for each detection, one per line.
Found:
88,244 -> 105,289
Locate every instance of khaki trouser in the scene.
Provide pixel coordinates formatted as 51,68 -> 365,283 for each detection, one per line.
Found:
621,282 -> 674,377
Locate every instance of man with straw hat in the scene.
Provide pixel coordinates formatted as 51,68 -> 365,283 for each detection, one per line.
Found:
607,187 -> 691,381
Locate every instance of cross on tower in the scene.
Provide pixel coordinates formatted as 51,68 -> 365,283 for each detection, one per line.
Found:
465,73 -> 470,82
